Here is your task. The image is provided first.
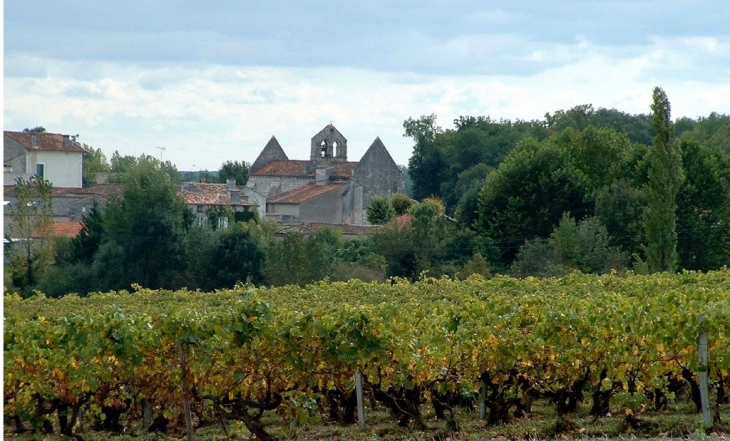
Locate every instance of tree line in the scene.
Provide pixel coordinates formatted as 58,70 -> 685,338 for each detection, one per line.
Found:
404,87 -> 730,276
5,87 -> 730,297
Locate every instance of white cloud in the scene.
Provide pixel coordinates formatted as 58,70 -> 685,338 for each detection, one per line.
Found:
5,33 -> 730,171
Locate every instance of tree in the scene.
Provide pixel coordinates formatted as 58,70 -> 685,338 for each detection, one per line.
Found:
205,221 -> 266,289
82,145 -> 111,186
264,233 -> 334,287
477,138 -> 592,265
23,126 -> 47,133
391,193 -> 414,216
595,180 -> 647,257
510,214 -> 624,278
675,140 -> 730,270
644,87 -> 684,273
218,160 -> 250,185
102,158 -> 192,289
72,200 -> 105,264
366,196 -> 396,225
7,176 -> 54,295
404,114 -> 447,200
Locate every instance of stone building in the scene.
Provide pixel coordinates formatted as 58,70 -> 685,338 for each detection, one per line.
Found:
247,124 -> 405,225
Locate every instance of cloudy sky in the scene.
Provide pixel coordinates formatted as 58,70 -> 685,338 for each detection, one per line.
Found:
4,1 -> 729,170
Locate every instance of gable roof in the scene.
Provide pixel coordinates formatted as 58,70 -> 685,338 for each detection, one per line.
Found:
250,136 -> 288,173
355,137 -> 400,171
268,182 -> 347,204
4,131 -> 87,153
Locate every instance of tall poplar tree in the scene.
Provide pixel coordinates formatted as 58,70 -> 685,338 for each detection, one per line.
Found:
644,87 -> 684,272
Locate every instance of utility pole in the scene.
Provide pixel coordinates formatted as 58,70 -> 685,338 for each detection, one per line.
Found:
156,146 -> 166,162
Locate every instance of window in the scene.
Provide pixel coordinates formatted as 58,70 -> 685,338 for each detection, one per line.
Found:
36,163 -> 45,179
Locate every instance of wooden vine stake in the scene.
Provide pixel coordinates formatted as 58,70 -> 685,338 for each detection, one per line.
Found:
178,343 -> 195,441
355,370 -> 366,430
143,399 -> 151,431
479,381 -> 487,420
698,314 -> 713,430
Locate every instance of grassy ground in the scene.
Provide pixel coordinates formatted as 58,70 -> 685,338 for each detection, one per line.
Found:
5,398 -> 729,441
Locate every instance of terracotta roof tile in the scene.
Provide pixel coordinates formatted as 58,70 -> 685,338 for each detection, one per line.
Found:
268,182 -> 347,204
250,160 -> 310,177
184,183 -> 229,194
275,222 -> 378,236
31,221 -> 83,238
250,160 -> 357,178
4,184 -> 123,198
180,182 -> 253,206
4,131 -> 87,153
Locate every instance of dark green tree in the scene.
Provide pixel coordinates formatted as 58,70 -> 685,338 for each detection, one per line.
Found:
218,160 -> 250,185
595,180 -> 647,258
72,200 -> 105,264
205,222 -> 266,289
477,138 -> 592,265
675,140 -> 730,270
366,196 -> 396,225
511,214 -> 624,278
264,233 -> 333,287
404,114 -> 447,200
644,87 -> 684,273
102,158 -> 192,289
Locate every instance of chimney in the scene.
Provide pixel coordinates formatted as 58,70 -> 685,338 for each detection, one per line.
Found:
30,133 -> 37,149
315,165 -> 333,185
226,178 -> 237,190
63,135 -> 71,148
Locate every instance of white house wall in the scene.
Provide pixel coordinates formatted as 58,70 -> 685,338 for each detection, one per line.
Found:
35,151 -> 83,188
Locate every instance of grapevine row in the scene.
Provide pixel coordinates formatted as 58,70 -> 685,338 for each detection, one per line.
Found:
4,270 -> 729,438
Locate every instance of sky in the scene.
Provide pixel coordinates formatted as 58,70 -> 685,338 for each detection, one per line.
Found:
4,1 -> 730,170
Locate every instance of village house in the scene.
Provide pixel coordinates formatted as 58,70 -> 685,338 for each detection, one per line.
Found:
4,131 -> 85,188
181,180 -> 258,229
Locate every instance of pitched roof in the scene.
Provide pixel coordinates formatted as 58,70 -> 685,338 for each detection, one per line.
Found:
275,222 -> 377,237
250,160 -> 358,178
4,184 -> 123,198
250,160 -> 310,177
30,221 -> 83,238
4,131 -> 87,153
250,136 -> 289,173
268,182 -> 347,204
181,182 -> 253,206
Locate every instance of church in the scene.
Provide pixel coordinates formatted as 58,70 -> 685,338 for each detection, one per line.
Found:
246,124 -> 405,225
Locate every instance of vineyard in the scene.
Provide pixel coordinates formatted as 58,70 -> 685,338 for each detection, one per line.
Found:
4,270 -> 730,440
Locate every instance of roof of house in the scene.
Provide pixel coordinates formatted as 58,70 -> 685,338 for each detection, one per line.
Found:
181,182 -> 253,206
250,160 -> 358,178
30,221 -> 83,238
275,222 -> 377,237
4,131 -> 87,153
4,184 -> 123,198
267,182 -> 347,204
